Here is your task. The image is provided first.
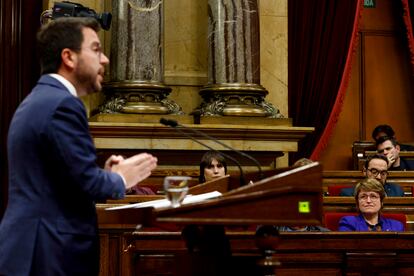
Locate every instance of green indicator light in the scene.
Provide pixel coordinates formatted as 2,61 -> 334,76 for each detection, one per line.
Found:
298,201 -> 310,213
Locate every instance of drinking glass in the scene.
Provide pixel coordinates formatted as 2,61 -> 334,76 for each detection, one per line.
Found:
163,176 -> 191,208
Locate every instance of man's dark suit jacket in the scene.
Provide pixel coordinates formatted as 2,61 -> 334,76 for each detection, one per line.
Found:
339,182 -> 404,197
389,157 -> 414,171
0,75 -> 125,275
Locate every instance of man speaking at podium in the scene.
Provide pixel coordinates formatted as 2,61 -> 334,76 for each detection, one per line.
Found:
0,18 -> 157,275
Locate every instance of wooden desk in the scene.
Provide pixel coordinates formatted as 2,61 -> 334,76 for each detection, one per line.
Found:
352,141 -> 376,169
121,229 -> 261,276
107,170 -> 414,199
257,232 -> 414,275
97,163 -> 324,275
103,196 -> 414,230
101,229 -> 414,276
323,170 -> 414,196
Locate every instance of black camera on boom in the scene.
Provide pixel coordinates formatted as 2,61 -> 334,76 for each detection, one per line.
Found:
51,1 -> 112,30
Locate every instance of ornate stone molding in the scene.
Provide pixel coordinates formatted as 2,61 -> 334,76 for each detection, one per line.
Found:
99,81 -> 183,115
198,83 -> 283,118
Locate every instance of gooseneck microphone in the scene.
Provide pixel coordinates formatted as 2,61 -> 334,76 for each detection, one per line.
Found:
160,118 -> 264,184
160,118 -> 246,186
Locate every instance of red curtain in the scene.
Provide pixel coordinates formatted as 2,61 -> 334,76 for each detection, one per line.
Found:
288,0 -> 363,161
402,0 -> 414,74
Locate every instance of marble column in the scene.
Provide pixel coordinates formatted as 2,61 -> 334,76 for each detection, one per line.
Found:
198,0 -> 282,117
100,0 -> 183,114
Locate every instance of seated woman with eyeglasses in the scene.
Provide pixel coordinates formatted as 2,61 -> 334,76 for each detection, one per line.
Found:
338,178 -> 404,231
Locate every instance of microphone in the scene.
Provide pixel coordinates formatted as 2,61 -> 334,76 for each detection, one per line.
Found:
160,118 -> 179,127
160,118 -> 264,184
161,118 -> 246,185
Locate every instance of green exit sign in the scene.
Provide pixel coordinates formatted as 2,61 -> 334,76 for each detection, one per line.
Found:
364,0 -> 376,8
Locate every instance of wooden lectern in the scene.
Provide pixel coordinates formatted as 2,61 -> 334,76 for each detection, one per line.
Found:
101,162 -> 323,226
154,162 -> 323,226
100,162 -> 323,275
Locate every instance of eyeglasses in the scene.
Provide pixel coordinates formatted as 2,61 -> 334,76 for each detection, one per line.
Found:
358,193 -> 380,201
72,45 -> 103,59
83,45 -> 103,59
367,168 -> 388,178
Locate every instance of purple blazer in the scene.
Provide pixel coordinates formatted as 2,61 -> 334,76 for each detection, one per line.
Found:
338,214 -> 404,231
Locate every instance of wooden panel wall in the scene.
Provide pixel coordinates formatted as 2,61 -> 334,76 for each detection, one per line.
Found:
320,0 -> 414,170
0,0 -> 42,217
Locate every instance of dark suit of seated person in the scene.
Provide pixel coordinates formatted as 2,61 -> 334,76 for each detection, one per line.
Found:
377,136 -> 414,171
339,178 -> 404,232
340,154 -> 404,197
372,124 -> 414,152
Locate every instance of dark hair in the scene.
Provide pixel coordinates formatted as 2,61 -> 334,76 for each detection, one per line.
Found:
199,151 -> 227,183
372,124 -> 395,141
375,136 -> 398,147
364,154 -> 389,169
37,17 -> 100,74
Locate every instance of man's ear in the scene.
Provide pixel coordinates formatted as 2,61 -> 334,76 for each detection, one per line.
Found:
61,48 -> 77,70
396,144 -> 401,152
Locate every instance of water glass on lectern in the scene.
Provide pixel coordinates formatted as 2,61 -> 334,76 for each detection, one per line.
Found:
163,176 -> 191,208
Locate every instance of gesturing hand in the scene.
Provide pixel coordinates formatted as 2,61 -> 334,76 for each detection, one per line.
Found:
104,155 -> 125,171
111,153 -> 158,189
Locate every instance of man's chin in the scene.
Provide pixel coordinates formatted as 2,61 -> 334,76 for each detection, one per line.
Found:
88,83 -> 102,94
95,84 -> 102,92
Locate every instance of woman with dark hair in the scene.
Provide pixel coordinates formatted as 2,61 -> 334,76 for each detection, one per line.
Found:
338,178 -> 404,231
199,151 -> 227,183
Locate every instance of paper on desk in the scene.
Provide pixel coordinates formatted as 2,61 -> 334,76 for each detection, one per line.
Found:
105,191 -> 222,210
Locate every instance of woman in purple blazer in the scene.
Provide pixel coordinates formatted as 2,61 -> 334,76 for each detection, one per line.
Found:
338,178 -> 404,232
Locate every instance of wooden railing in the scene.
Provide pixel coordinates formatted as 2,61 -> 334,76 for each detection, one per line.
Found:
98,225 -> 414,276
107,169 -> 414,198
97,167 -> 414,275
323,170 -> 414,196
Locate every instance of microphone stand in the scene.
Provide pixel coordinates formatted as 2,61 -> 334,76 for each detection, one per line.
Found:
160,120 -> 247,186
160,118 -> 264,181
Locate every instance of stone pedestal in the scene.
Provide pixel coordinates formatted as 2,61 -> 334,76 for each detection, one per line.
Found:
197,0 -> 282,118
100,0 -> 183,115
